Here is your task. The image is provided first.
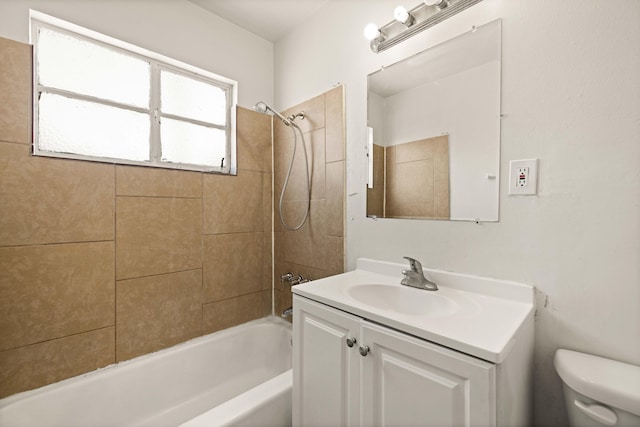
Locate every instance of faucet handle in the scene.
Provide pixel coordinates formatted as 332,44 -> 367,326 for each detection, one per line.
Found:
403,256 -> 423,274
280,272 -> 294,282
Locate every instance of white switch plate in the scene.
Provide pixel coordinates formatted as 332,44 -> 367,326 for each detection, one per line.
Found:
509,159 -> 538,195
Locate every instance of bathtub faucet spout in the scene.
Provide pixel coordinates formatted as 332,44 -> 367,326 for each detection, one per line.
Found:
281,307 -> 293,318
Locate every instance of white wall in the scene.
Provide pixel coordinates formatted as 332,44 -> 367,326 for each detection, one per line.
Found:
0,0 -> 273,109
275,1 -> 640,425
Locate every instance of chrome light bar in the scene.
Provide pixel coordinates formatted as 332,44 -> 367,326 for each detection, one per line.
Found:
369,0 -> 484,53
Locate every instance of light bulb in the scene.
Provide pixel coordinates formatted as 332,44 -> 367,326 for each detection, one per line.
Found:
394,6 -> 410,24
364,23 -> 381,41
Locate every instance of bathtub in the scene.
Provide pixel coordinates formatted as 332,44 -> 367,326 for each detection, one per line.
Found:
0,317 -> 292,427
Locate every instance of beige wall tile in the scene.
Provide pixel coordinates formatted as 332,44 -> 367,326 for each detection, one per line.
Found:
0,327 -> 115,398
396,138 -> 435,163
388,159 -> 434,204
203,232 -> 263,302
263,172 -> 273,232
262,289 -> 272,317
326,161 -> 344,237
282,203 -> 310,265
116,270 -> 202,361
203,292 -> 263,334
308,129 -> 327,201
386,145 -> 396,165
383,135 -> 449,219
325,85 -> 345,163
278,201 -> 312,234
434,181 -> 450,219
0,37 -> 31,145
263,231 -> 273,291
274,288 -> 292,322
367,186 -> 384,218
373,144 -> 385,187
237,106 -> 272,173
387,202 -> 435,219
272,206 -> 283,234
273,129 -> 291,174
276,93 -> 325,137
326,236 -> 345,275
273,231 -> 285,286
0,142 -> 115,247
203,170 -> 263,234
433,137 -> 450,182
0,242 -> 114,352
283,200 -> 327,269
274,264 -> 288,293
116,197 -> 202,280
116,166 -> 201,198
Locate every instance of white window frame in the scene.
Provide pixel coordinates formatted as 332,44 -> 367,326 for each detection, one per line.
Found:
30,10 -> 238,174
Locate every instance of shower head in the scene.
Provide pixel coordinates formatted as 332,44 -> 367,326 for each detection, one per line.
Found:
253,101 -> 291,126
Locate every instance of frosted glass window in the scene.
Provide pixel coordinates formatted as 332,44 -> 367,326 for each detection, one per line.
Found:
161,70 -> 227,125
161,118 -> 226,167
32,13 -> 236,173
39,94 -> 149,161
37,27 -> 150,108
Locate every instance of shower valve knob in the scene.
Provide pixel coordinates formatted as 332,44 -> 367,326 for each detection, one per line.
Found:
280,273 -> 294,282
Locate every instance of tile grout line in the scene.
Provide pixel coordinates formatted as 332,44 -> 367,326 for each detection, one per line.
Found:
117,266 -> 204,283
0,325 -> 115,355
0,239 -> 115,249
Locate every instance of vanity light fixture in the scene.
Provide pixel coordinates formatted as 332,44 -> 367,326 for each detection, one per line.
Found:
394,6 -> 415,26
423,0 -> 448,7
363,23 -> 385,42
365,0 -> 484,53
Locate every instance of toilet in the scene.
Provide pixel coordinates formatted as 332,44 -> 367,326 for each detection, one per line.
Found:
554,349 -> 640,426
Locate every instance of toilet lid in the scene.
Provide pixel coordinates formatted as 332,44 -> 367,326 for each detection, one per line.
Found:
554,349 -> 640,417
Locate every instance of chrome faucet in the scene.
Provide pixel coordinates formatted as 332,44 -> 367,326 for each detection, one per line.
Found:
280,272 -> 311,286
401,256 -> 438,291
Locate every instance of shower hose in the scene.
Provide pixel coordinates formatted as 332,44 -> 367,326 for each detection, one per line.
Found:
279,121 -> 310,231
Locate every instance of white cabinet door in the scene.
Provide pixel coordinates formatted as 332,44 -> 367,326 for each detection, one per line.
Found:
361,322 -> 496,427
293,296 -> 361,427
294,296 -> 497,427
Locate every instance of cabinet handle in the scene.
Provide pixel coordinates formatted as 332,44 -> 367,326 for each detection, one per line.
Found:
346,337 -> 357,348
359,345 -> 370,356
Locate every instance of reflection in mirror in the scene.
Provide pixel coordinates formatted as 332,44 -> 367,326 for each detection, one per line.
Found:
366,19 -> 501,221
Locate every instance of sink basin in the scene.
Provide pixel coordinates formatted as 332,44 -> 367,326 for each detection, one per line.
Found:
346,284 -> 458,316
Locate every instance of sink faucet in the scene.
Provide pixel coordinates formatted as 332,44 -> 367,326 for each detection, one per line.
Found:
401,257 -> 438,291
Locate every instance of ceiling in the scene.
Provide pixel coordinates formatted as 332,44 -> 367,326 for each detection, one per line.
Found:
188,0 -> 330,42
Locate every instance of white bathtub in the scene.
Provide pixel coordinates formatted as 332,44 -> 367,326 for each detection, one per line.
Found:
0,317 -> 292,427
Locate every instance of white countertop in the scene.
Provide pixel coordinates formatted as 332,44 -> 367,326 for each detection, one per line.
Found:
292,258 -> 535,364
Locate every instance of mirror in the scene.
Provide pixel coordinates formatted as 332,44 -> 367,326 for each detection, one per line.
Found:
366,19 -> 501,221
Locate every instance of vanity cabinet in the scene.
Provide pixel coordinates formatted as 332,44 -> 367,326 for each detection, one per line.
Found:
293,296 -> 496,427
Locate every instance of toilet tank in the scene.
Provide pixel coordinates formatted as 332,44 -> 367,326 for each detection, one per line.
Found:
554,349 -> 640,426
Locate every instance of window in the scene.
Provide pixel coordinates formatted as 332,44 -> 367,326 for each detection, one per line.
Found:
31,11 -> 237,174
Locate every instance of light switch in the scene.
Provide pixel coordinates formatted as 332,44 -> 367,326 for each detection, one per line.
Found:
509,159 -> 538,195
